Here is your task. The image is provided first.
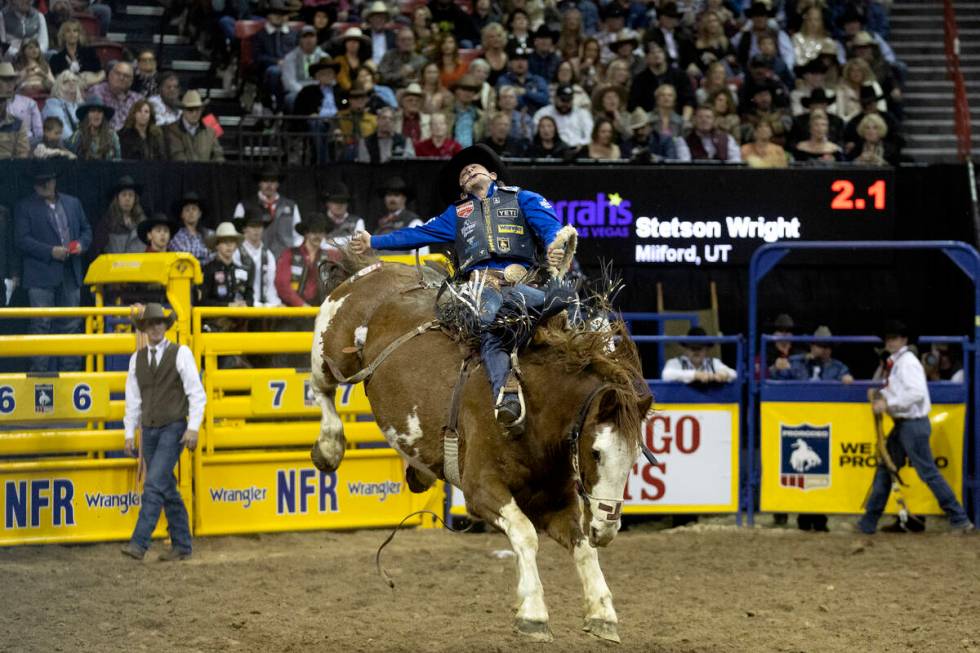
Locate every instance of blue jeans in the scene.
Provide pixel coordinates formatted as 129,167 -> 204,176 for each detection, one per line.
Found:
859,417 -> 970,533
27,277 -> 82,372
129,420 -> 192,553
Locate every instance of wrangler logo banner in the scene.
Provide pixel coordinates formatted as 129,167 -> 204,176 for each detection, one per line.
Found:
760,402 -> 965,514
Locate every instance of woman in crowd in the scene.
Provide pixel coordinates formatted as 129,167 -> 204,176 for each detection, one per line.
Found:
468,59 -> 497,112
557,8 -> 583,63
168,192 -> 214,266
90,176 -> 148,259
651,84 -> 685,139
695,60 -> 734,106
792,109 -> 842,163
68,98 -> 120,161
573,38 -> 602,96
13,38 -> 54,93
49,19 -> 103,86
336,27 -> 371,91
303,5 -> 336,48
412,6 -> 434,55
505,9 -> 532,51
603,59 -> 632,93
435,32 -> 468,90
551,59 -> 591,110
42,70 -> 84,141
592,83 -> 631,143
420,61 -> 452,113
848,113 -> 895,166
481,23 -> 509,87
836,58 -> 885,122
692,10 -> 735,77
132,49 -> 160,97
497,85 -> 533,142
580,116 -> 621,160
526,115 -> 569,159
709,89 -> 740,140
740,117 -> 789,168
792,5 -> 838,68
119,99 -> 166,161
700,0 -> 736,36
354,64 -> 397,111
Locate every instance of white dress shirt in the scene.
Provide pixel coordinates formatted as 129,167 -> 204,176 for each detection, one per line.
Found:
662,355 -> 737,384
234,240 -> 282,307
532,105 -> 594,147
123,340 -> 206,442
881,347 -> 931,419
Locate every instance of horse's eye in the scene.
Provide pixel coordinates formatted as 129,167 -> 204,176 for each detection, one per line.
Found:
591,450 -> 601,464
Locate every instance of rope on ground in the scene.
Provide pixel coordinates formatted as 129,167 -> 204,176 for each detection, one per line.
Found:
375,509 -> 474,591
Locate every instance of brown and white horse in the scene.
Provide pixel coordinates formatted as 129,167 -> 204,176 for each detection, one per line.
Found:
308,259 -> 651,642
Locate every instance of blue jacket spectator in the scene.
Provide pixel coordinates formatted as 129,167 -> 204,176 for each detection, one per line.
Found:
770,326 -> 854,383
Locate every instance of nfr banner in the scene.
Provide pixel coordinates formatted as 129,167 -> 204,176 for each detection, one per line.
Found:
760,402 -> 965,514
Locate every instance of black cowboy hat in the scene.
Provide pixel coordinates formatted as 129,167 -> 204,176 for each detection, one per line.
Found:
309,56 -> 342,76
110,175 -> 142,198
773,313 -> 794,331
299,3 -> 336,25
173,191 -> 206,217
744,1 -> 773,18
882,319 -> 910,339
439,144 -> 510,205
259,0 -> 300,17
380,176 -> 414,199
295,212 -> 331,236
599,2 -> 625,20
801,87 -> 835,108
137,213 -> 177,244
859,83 -> 884,104
532,24 -> 558,42
683,326 -> 709,350
794,58 -> 828,78
836,5 -> 865,28
75,96 -> 115,123
321,180 -> 352,203
658,2 -> 682,19
252,164 -> 283,183
233,207 -> 268,233
27,169 -> 58,185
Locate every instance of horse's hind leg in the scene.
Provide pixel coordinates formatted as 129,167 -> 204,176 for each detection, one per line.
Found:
468,490 -> 553,642
309,302 -> 347,473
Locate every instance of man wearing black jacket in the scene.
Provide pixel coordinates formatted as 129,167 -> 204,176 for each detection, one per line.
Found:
627,42 -> 693,120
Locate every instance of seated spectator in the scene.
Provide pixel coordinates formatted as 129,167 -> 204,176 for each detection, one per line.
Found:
336,27 -> 372,92
480,111 -> 527,157
58,1 -> 111,38
741,117 -> 789,168
496,43 -> 550,114
0,62 -> 42,143
91,175 -> 147,257
0,88 -> 30,160
739,81 -> 791,144
199,222 -> 253,307
357,106 -> 415,163
294,56 -> 344,118
843,84 -> 900,157
505,8 -> 532,53
275,213 -> 338,307
353,63 -> 397,112
299,4 -> 334,50
573,37 -> 602,96
642,2 -> 694,69
137,213 -> 175,253
628,42 -> 694,118
556,7 -> 585,63
336,84 -> 377,152
414,111 -> 462,157
1,0 -> 49,58
363,1 -> 396,66
526,114 -> 570,159
739,54 -> 791,116
87,61 -> 142,132
434,32 -> 468,91
789,88 -> 843,146
32,116 -> 76,160
692,10 -> 736,77
848,31 -> 902,117
375,177 -> 421,236
685,104 -> 741,162
848,113 -> 896,166
163,91 -> 224,162
480,23 -> 509,87
282,26 -> 327,111
591,83 -> 631,143
148,72 -> 182,127
922,343 -> 964,383
411,6 -> 435,55
49,19 -> 103,86
578,116 -> 620,159
253,0 -> 300,110
771,325 -> 854,383
394,82 -> 427,142
550,59 -> 591,112
621,107 -> 677,161
420,61 -> 453,114
119,99 -> 166,161
792,108 -> 843,163
233,210 -> 282,308
472,0 -> 503,35
710,89 -> 741,140
13,38 -> 53,93
430,0 -> 480,49
467,59 -> 497,114
42,71 -> 84,141
132,50 -> 160,98
168,191 -> 214,266
836,57 -> 887,123
529,25 -> 561,82
233,165 -> 302,259
601,59 -> 633,93
768,313 -> 801,375
449,74 -> 486,147
379,28 -> 426,90
607,28 -> 643,77
662,327 -> 737,384
68,97 -> 120,160
732,1 -> 794,71
791,59 -> 833,117
321,182 -> 365,246
792,5 -> 839,69
496,86 -> 532,144
533,83 -> 593,147
838,7 -> 898,65
651,83 -> 685,139
695,60 -> 735,106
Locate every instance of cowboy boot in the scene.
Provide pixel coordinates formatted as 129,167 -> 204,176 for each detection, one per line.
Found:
494,372 -> 525,436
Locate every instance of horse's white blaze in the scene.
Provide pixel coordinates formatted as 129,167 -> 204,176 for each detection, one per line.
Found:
497,499 -> 549,624
589,423 -> 631,545
311,295 -> 347,466
573,539 -> 617,624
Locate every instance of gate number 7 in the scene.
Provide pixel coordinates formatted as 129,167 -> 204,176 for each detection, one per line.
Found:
269,380 -> 286,408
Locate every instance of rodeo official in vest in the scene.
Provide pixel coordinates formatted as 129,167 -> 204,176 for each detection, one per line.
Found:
120,304 -> 206,561
350,144 -> 573,431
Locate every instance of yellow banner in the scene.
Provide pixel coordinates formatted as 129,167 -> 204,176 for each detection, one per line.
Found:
0,376 -> 109,422
760,402 -> 965,515
248,372 -> 371,416
194,450 -> 437,535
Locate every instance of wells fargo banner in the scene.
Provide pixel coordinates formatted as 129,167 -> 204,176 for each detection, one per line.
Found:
194,449 -> 439,535
760,402 -> 965,514
0,458 -> 187,546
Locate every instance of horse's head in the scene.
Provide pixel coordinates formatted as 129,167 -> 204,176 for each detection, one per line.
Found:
574,382 -> 652,547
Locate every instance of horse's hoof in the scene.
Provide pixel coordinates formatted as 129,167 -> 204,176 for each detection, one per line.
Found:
310,444 -> 337,473
514,619 -> 553,642
583,619 -> 620,643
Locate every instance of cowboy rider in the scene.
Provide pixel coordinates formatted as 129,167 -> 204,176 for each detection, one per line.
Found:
350,144 -> 570,431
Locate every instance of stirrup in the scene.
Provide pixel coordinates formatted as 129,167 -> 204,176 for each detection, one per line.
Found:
494,382 -> 526,437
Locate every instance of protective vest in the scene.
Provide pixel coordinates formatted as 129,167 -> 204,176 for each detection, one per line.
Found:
288,246 -> 325,305
243,195 -> 298,258
134,343 -> 188,428
453,187 -> 538,272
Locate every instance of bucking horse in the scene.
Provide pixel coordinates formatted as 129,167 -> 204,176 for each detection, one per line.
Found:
308,255 -> 652,643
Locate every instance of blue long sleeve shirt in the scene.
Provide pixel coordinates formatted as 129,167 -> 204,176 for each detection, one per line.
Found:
370,182 -> 563,272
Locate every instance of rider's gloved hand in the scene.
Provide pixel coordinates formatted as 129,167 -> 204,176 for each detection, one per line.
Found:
350,230 -> 372,255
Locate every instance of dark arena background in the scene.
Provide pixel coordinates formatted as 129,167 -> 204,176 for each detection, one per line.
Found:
2,0 -> 980,650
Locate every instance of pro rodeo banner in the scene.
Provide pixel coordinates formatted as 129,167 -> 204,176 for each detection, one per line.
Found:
760,401 -> 965,514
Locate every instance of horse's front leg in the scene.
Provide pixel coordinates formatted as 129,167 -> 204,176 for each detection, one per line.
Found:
309,301 -> 347,472
467,489 -> 552,642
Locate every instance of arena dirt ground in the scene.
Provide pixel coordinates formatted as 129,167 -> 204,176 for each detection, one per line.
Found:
2,517 -> 979,653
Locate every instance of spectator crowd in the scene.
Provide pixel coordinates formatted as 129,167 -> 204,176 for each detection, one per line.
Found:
1,0 -> 906,167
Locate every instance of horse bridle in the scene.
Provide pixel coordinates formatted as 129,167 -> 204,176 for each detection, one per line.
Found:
567,383 -> 659,524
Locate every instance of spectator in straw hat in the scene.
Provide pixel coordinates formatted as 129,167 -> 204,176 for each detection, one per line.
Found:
281,25 -> 327,112
336,26 -> 372,91
120,303 -> 205,562
621,106 -> 677,161
393,82 -> 428,142
450,73 -> 486,147
0,82 -> 30,160
363,0 -> 396,65
771,325 -> 853,383
379,27 -> 426,89
163,90 -> 224,162
275,213 -> 338,307
233,209 -> 282,308
199,222 -> 253,308
232,164 -> 302,259
0,61 -> 42,143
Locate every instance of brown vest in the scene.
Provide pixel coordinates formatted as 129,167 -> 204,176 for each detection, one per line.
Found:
135,342 -> 189,428
685,129 -> 729,161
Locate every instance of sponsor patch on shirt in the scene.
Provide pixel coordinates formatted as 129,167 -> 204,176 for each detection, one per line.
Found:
215,270 -> 226,284
497,238 -> 511,253
496,208 -> 519,219
497,224 -> 524,235
456,201 -> 475,219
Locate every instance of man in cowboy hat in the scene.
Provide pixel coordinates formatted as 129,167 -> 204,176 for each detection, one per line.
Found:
662,326 -> 736,384
320,181 -> 365,246
789,88 -> 843,146
842,83 -> 900,155
733,1 -> 795,70
253,0 -> 300,110
120,304 -> 206,562
627,42 -> 694,119
137,213 -> 176,253
282,25 -> 327,111
294,56 -> 344,118
450,74 -> 486,147
0,61 -> 42,143
374,176 -> 421,236
642,2 -> 694,70
233,208 -> 282,308
621,106 -> 677,161
838,7 -> 898,67
275,213 -> 338,307
336,83 -> 377,150
87,60 -> 141,131
0,78 -> 29,160
529,25 -> 561,82
393,82 -> 428,142
163,90 -> 224,162
378,27 -> 426,89
363,0 -> 396,65
232,164 -> 302,258
859,320 -> 974,535
199,222 -> 254,308
350,144 -> 575,431
533,83 -> 593,147
357,106 -> 415,164
495,43 -> 549,114
770,326 -> 853,383
14,169 -> 92,372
